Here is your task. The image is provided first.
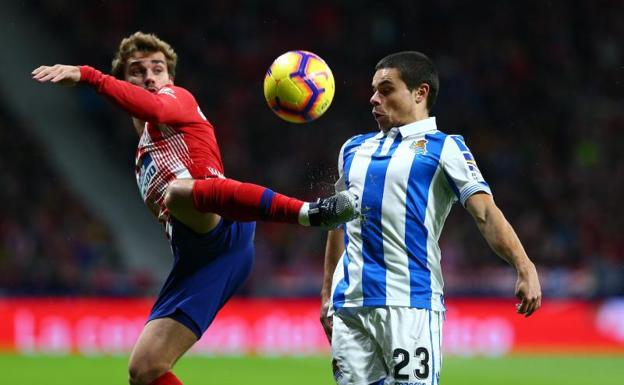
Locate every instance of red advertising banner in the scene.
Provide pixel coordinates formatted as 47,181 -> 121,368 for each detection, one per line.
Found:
0,298 -> 623,356
444,299 -> 624,355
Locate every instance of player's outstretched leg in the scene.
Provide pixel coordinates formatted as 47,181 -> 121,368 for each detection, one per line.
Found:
165,178 -> 359,228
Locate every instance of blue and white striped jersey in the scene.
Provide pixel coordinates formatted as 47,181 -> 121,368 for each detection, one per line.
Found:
331,117 -> 492,312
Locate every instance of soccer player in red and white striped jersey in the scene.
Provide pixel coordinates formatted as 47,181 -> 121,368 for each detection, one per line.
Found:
32,31 -> 358,385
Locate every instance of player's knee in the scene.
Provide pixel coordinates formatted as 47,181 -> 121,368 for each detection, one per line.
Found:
128,360 -> 170,385
164,179 -> 193,214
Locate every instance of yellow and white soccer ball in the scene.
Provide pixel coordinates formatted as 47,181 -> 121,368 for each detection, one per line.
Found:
264,50 -> 335,123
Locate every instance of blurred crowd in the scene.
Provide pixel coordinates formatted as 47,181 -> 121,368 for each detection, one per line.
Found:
2,0 -> 622,298
0,105 -> 154,295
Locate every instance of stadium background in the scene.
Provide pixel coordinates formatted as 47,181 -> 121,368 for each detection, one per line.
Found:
0,1 -> 622,384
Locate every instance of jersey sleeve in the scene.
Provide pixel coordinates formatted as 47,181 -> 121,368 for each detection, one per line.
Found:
79,66 -> 198,125
333,138 -> 352,193
440,135 -> 492,206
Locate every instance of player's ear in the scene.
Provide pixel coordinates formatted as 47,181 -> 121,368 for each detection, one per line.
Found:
413,83 -> 429,105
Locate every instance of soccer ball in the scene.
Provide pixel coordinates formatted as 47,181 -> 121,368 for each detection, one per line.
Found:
264,50 -> 335,123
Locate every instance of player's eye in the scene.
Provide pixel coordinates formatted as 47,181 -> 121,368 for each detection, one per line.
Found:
129,68 -> 144,77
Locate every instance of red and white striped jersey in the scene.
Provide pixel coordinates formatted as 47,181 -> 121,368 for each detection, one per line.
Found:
80,66 -> 225,216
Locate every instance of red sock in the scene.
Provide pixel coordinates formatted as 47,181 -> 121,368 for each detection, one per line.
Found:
191,178 -> 305,223
149,371 -> 183,385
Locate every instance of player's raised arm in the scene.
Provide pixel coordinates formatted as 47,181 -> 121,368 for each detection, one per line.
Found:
79,66 -> 195,125
32,64 -> 194,125
32,64 -> 81,86
465,192 -> 542,317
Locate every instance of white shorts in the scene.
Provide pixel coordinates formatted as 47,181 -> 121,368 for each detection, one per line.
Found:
332,307 -> 444,385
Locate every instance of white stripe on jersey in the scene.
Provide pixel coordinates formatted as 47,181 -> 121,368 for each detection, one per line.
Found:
424,165 -> 453,307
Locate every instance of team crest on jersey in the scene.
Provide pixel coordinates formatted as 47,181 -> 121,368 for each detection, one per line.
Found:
409,139 -> 428,155
158,87 -> 177,99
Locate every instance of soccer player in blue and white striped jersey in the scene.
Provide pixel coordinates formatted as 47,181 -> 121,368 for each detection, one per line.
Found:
320,52 -> 542,385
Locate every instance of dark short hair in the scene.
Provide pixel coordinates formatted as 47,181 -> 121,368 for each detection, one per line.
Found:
375,51 -> 439,111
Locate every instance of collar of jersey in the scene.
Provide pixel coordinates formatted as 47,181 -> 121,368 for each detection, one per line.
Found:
376,117 -> 437,139
399,116 -> 437,138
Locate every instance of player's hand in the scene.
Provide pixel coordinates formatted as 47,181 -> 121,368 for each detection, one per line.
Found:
320,297 -> 333,343
514,263 -> 542,317
32,64 -> 81,86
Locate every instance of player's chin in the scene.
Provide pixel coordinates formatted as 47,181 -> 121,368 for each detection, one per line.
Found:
374,117 -> 391,131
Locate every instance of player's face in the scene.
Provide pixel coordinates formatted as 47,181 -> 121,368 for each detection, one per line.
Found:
370,68 -> 420,131
124,51 -> 172,92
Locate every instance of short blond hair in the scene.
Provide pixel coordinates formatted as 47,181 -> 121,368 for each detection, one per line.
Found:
111,31 -> 178,79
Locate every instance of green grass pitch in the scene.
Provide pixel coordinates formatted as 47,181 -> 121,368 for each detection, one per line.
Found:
1,354 -> 623,384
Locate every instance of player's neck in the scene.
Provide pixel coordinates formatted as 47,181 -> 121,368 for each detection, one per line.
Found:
411,110 -> 430,123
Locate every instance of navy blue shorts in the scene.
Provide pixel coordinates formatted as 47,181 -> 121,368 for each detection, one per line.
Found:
148,217 -> 256,338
